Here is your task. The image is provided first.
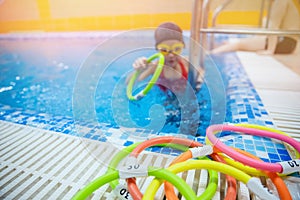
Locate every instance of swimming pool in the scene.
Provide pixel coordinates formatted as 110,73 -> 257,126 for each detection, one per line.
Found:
0,31 -> 230,138
0,31 -> 283,143
0,31 -> 286,155
1,32 -> 300,199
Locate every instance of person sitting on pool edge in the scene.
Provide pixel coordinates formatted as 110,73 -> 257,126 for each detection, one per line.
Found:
127,22 -> 205,94
210,0 -> 299,55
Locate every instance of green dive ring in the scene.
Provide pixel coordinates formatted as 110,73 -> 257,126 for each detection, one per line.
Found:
73,142 -> 189,200
127,53 -> 165,100
72,167 -> 197,200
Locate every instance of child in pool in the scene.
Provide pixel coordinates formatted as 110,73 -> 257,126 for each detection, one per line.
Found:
129,22 -> 205,94
211,0 -> 300,55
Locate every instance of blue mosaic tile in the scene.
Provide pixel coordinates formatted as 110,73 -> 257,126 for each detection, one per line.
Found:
268,153 -> 280,160
123,141 -> 134,146
247,150 -> 257,156
161,148 -> 172,154
277,148 -> 290,155
84,133 -> 92,138
105,132 -> 112,137
265,121 -> 274,125
270,159 -> 280,163
261,110 -> 268,115
254,113 -> 261,117
275,143 -> 286,149
150,146 -> 162,153
266,148 -> 277,154
261,158 -> 270,162
265,142 -> 275,147
243,139 -> 254,144
63,129 -> 71,134
245,144 -> 254,150
195,137 -> 205,144
280,154 -> 292,161
99,137 -> 107,142
240,118 -> 248,122
255,146 -> 266,151
235,143 -> 245,149
92,135 -> 100,140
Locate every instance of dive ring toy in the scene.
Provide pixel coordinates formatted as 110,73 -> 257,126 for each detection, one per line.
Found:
127,53 -> 164,100
206,124 -> 300,174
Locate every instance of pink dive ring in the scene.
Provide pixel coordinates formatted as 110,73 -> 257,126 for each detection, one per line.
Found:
206,124 -> 300,174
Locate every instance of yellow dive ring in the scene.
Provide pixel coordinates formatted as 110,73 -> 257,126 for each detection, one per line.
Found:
126,53 -> 164,100
143,160 -> 279,200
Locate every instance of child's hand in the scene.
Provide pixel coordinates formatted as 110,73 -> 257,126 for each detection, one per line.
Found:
133,57 -> 148,70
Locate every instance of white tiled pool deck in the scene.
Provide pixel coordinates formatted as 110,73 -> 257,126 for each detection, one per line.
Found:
1,52 -> 300,199
238,52 -> 300,141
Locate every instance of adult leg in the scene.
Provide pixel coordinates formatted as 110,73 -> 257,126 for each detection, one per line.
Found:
211,36 -> 266,54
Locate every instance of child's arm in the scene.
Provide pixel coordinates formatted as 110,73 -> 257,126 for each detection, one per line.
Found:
126,57 -> 157,84
137,62 -> 157,81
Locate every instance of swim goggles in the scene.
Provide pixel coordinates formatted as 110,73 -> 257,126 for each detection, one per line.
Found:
156,42 -> 184,55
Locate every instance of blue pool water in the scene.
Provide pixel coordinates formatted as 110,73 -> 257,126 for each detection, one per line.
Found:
0,40 -> 83,115
0,32 -> 227,136
2,33 -> 299,180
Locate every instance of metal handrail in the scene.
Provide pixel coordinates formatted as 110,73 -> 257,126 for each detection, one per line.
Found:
208,0 -> 275,49
188,0 -> 204,89
201,0 -> 210,53
211,0 -> 233,28
200,27 -> 300,36
210,0 -> 233,48
258,0 -> 272,28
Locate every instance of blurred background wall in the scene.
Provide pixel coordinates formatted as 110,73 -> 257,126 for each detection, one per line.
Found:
0,0 -> 299,33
